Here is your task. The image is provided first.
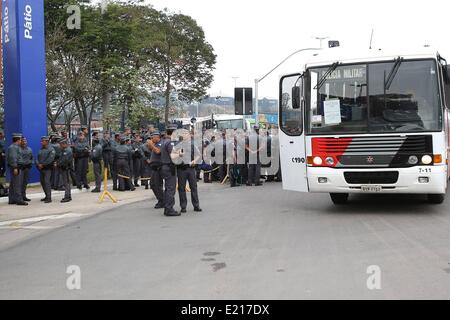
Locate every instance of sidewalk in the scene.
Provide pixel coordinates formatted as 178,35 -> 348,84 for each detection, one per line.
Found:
0,181 -> 154,223
0,179 -> 226,223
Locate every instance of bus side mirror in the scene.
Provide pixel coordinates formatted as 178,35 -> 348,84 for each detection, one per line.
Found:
292,86 -> 301,109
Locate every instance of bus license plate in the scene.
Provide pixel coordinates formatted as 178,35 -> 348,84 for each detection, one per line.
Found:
361,185 -> 382,192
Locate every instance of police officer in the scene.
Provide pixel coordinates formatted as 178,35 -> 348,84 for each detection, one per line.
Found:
131,135 -> 144,187
50,134 -> 63,190
176,131 -> 202,213
0,130 -> 5,178
7,133 -> 28,206
63,131 -> 78,187
18,137 -> 33,202
101,132 -> 114,180
246,126 -> 263,186
114,136 -> 135,192
148,131 -> 165,209
58,139 -> 73,203
141,136 -> 153,190
73,133 -> 90,190
111,133 -> 121,190
159,125 -> 180,216
37,136 -> 56,203
90,137 -> 103,193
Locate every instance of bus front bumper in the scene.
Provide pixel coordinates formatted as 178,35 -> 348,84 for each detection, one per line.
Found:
307,166 -> 447,194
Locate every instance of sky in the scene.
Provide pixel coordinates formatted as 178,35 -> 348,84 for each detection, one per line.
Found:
143,0 -> 450,99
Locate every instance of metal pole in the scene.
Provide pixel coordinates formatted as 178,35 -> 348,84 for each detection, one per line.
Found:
254,47 -> 322,128
243,88 -> 246,130
254,79 -> 259,127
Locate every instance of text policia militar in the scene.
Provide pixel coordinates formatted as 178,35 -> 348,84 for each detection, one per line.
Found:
170,128 -> 280,175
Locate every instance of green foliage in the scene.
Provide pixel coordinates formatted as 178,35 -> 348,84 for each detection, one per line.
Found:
44,0 -> 216,131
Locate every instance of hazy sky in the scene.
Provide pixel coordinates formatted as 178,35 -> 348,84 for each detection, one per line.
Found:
144,0 -> 450,99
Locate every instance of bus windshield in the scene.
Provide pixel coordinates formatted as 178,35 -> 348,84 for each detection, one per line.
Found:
306,59 -> 442,134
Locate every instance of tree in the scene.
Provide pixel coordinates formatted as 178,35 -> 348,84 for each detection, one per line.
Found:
149,11 -> 217,125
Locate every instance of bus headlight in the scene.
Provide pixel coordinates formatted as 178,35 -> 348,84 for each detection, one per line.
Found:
325,157 -> 335,166
408,155 -> 418,165
313,156 -> 323,166
421,155 -> 432,165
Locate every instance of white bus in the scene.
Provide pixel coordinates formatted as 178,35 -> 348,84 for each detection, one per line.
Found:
175,114 -> 252,131
279,47 -> 450,204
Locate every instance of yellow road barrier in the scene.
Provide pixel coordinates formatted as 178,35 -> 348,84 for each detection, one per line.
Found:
99,168 -> 117,203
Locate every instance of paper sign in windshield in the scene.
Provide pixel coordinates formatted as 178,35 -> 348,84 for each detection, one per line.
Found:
324,99 -> 341,125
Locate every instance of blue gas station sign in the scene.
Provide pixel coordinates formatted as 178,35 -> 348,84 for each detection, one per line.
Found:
2,0 -> 47,183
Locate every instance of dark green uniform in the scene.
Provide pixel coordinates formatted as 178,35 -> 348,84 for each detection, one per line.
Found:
114,143 -> 135,191
141,143 -> 152,189
132,141 -> 144,186
90,142 -> 103,191
73,140 -> 90,189
18,145 -> 33,201
177,140 -> 201,212
101,137 -> 113,179
37,145 -> 56,201
160,138 -> 178,215
51,141 -> 63,190
0,137 -> 5,177
7,143 -> 24,204
150,140 -> 164,207
58,146 -> 73,201
111,139 -> 119,190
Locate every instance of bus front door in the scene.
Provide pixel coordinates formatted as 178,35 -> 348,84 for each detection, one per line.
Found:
279,74 -> 309,192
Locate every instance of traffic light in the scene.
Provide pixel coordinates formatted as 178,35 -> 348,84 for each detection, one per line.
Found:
235,87 -> 253,115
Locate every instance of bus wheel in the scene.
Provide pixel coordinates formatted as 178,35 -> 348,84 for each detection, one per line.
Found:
330,193 -> 349,205
427,194 -> 445,204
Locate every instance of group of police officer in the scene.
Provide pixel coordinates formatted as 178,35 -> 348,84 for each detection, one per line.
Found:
5,133 -> 75,205
1,124 -> 202,217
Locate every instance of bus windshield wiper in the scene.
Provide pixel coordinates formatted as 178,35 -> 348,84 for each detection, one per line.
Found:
314,61 -> 340,90
384,57 -> 403,90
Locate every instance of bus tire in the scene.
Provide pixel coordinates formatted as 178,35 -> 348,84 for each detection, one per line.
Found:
330,193 -> 349,205
427,194 -> 445,204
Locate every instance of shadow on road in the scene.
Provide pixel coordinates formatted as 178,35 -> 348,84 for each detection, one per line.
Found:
321,193 -> 446,215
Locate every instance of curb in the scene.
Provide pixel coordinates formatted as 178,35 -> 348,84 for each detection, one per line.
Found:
0,183 -> 114,204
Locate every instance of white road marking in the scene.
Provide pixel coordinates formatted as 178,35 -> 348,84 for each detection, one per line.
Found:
0,213 -> 87,227
0,226 -> 56,230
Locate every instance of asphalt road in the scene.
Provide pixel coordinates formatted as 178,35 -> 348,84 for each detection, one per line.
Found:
1,182 -> 450,299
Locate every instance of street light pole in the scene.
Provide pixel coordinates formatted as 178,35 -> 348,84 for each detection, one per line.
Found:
254,47 -> 322,127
